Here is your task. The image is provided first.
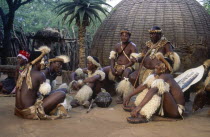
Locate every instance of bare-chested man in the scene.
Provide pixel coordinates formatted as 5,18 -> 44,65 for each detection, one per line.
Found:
129,26 -> 180,87
42,55 -> 70,93
103,29 -> 138,104
15,46 -> 68,120
123,53 -> 185,124
70,56 -> 105,108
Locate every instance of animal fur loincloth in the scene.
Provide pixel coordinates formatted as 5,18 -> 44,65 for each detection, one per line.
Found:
108,64 -> 133,81
14,98 -> 69,120
138,66 -> 153,85
72,68 -> 105,104
134,74 -> 170,120
116,77 -> 134,98
74,85 -> 93,105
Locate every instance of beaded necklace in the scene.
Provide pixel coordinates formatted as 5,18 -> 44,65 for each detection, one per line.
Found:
19,65 -> 25,74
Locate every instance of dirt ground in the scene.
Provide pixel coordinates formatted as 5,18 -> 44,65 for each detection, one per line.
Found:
0,75 -> 210,137
0,96 -> 210,137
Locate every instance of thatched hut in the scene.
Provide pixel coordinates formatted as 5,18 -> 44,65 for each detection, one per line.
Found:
91,0 -> 210,71
33,27 -> 63,45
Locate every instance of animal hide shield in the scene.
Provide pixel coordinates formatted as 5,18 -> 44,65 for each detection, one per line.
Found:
175,65 -> 205,92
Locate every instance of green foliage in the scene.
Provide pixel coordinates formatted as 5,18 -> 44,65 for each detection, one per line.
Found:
203,0 -> 210,14
14,0 -> 64,32
0,0 -> 9,28
55,0 -> 111,27
12,0 -> 110,38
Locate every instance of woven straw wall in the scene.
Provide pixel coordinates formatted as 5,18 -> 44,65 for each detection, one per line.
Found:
91,0 -> 210,70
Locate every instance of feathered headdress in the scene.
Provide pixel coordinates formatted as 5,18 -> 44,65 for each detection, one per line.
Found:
49,55 -> 70,63
32,46 -> 51,65
87,56 -> 101,68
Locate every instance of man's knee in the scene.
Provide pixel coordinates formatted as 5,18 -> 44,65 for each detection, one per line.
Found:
55,91 -> 66,102
166,110 -> 181,118
129,73 -> 137,81
123,68 -> 132,78
102,66 -> 110,74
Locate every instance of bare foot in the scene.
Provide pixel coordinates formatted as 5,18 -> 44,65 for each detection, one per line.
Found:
123,105 -> 135,112
70,99 -> 80,108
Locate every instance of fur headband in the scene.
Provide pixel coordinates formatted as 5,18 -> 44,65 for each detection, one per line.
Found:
49,55 -> 70,63
120,30 -> 131,36
87,56 -> 101,68
148,29 -> 162,33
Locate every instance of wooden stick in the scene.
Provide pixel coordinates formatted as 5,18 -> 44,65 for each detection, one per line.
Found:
86,99 -> 95,113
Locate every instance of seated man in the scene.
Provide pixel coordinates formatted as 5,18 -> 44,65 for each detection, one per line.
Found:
103,29 -> 138,103
15,46 -> 68,120
0,50 -> 30,94
123,53 -> 185,124
70,56 -> 105,107
42,55 -> 70,93
129,26 -> 180,88
191,59 -> 210,112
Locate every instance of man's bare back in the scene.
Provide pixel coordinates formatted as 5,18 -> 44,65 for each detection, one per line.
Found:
15,70 -> 44,109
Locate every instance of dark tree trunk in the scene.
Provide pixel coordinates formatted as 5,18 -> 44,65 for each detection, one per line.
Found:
0,0 -> 33,64
1,11 -> 14,64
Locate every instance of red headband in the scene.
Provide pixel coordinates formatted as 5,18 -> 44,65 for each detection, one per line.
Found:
17,50 -> 30,61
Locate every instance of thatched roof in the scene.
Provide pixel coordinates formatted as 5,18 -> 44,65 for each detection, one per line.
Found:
91,0 -> 210,70
34,28 -> 62,42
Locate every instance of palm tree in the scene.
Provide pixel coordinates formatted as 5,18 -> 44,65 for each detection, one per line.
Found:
55,0 -> 111,68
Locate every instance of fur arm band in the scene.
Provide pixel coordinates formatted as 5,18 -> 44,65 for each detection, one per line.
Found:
69,80 -> 76,89
75,68 -> 84,76
151,79 -> 170,95
39,82 -> 51,95
109,51 -> 117,59
130,53 -> 144,59
143,74 -> 156,87
166,52 -> 181,71
94,70 -> 106,81
69,80 -> 84,90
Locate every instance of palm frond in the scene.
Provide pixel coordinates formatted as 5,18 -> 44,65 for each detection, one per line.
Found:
54,2 -> 75,12
67,13 -> 78,26
86,8 -> 102,23
73,5 -> 83,16
62,9 -> 75,23
55,0 -> 110,26
79,9 -> 85,26
91,0 -> 112,7
90,4 -> 109,16
85,11 -> 96,24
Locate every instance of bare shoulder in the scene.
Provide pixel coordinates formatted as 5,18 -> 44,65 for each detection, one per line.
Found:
129,42 -> 137,52
159,73 -> 173,81
164,42 -> 174,52
31,71 -> 45,81
113,43 -> 121,51
129,42 -> 137,47
115,43 -> 121,48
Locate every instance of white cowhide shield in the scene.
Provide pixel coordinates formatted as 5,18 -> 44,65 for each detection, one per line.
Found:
175,65 -> 205,92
